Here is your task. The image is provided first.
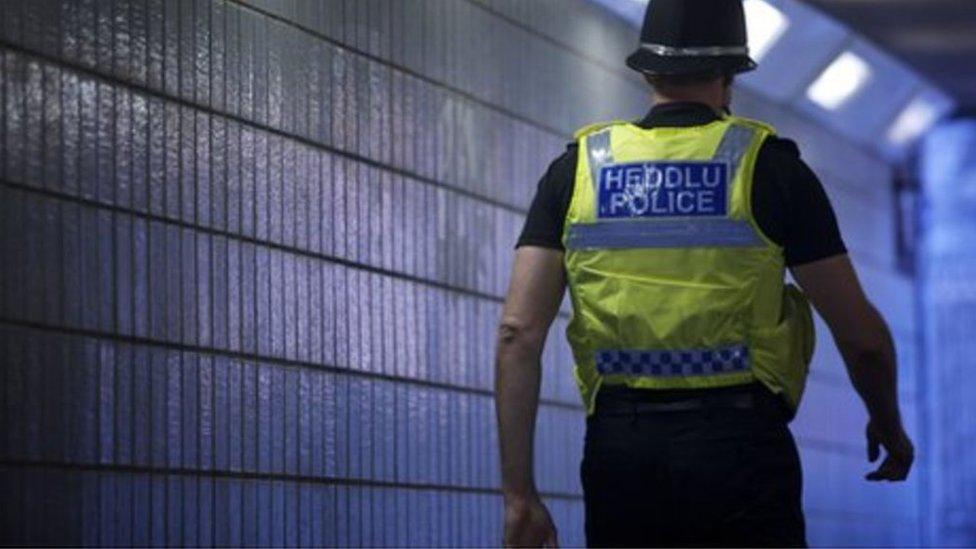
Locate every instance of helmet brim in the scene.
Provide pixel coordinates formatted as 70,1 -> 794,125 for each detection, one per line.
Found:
626,48 -> 757,76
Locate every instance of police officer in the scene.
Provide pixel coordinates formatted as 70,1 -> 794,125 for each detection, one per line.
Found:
494,0 -> 914,546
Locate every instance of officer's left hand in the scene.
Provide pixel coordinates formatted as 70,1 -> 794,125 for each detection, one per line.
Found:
865,421 -> 914,482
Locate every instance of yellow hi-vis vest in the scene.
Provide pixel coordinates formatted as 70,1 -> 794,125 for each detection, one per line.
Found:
563,115 -> 816,416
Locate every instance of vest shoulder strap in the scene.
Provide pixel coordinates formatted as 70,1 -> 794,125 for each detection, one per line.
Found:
573,120 -> 627,140
575,116 -> 775,140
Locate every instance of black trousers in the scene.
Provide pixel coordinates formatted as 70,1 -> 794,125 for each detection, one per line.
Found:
581,384 -> 807,548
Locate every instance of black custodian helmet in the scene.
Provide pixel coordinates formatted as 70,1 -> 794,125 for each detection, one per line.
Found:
626,0 -> 757,76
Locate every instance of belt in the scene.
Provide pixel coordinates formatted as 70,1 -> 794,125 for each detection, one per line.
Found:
594,382 -> 787,417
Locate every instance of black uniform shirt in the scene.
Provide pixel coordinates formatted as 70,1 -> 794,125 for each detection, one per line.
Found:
516,102 -> 847,267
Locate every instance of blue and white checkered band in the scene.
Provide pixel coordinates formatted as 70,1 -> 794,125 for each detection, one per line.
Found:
597,161 -> 729,218
595,345 -> 751,376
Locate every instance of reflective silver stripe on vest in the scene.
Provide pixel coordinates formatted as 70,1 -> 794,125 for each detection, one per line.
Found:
595,344 -> 750,376
568,123 -> 763,250
639,43 -> 750,58
712,123 -> 757,179
586,129 -> 613,195
566,218 -> 763,250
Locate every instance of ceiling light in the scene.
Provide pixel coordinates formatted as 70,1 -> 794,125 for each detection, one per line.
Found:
887,96 -> 941,146
744,0 -> 789,61
806,51 -> 872,110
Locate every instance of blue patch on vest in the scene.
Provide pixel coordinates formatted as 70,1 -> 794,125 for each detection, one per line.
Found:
597,161 -> 728,218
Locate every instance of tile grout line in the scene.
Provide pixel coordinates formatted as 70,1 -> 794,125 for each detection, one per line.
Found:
0,176 -> 551,311
0,457 -> 585,501
0,317 -> 584,412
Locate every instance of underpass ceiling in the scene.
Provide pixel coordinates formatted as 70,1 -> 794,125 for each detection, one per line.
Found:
802,0 -> 976,109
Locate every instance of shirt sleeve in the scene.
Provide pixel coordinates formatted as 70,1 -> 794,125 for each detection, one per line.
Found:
515,145 -> 578,250
752,137 -> 848,267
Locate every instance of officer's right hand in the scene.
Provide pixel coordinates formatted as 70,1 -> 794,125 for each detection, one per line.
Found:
503,494 -> 559,548
865,421 -> 914,481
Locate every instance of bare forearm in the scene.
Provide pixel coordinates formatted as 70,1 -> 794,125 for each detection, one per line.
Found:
791,256 -> 914,480
839,311 -> 902,432
493,247 -> 566,506
495,338 -> 544,500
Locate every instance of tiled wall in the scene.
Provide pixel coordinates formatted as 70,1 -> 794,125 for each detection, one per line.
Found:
0,0 -> 601,545
0,0 -> 919,546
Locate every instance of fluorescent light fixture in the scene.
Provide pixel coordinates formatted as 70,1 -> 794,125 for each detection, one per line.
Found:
887,96 -> 941,146
744,0 -> 789,61
806,51 -> 872,110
